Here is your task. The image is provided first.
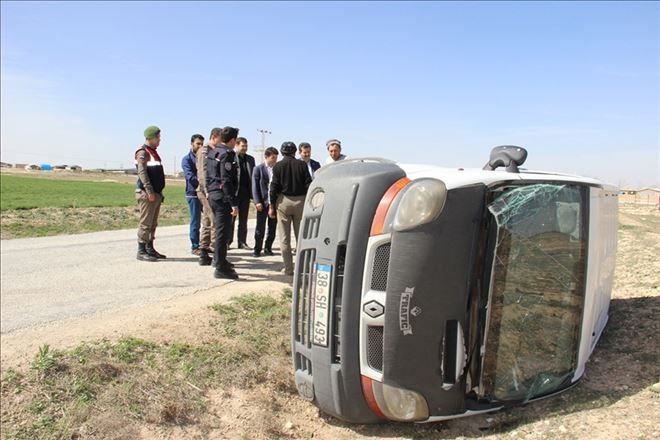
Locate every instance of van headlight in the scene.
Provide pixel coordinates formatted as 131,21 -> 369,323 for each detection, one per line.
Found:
308,189 -> 325,210
371,381 -> 429,421
393,179 -> 447,231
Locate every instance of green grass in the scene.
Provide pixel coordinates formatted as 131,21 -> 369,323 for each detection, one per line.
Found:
0,174 -> 186,211
1,173 -> 257,239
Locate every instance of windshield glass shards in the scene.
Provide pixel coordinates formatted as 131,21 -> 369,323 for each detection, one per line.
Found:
480,184 -> 588,402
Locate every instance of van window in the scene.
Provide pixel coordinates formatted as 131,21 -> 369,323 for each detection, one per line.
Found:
480,184 -> 588,402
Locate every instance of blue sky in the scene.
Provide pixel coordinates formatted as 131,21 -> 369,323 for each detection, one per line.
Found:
1,1 -> 658,187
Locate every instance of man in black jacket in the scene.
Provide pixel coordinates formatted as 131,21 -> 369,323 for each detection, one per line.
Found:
269,141 -> 312,276
206,126 -> 240,279
229,136 -> 255,249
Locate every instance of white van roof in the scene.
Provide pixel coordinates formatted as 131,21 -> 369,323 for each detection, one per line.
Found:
398,164 -> 605,190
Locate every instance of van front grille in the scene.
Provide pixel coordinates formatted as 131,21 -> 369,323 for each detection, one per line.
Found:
332,245 -> 346,364
303,216 -> 321,239
367,326 -> 384,372
295,249 -> 316,347
370,243 -> 391,291
296,353 -> 313,375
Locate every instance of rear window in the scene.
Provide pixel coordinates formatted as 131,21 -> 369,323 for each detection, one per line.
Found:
480,184 -> 588,402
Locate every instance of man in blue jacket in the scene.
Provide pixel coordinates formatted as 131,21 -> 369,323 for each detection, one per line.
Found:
251,147 -> 279,257
182,134 -> 204,254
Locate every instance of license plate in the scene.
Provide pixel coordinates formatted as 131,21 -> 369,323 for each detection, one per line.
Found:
312,263 -> 332,347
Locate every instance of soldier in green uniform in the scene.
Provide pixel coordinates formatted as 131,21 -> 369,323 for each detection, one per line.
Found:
135,125 -> 167,262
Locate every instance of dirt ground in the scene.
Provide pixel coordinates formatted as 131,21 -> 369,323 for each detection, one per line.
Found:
1,204 -> 658,439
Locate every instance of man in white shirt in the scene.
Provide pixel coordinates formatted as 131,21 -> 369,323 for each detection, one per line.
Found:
324,138 -> 347,165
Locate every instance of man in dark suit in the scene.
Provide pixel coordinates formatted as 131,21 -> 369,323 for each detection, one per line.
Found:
229,136 -> 255,249
251,147 -> 279,257
298,142 -> 321,179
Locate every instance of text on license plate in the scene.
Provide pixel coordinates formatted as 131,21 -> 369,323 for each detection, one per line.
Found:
313,263 -> 332,347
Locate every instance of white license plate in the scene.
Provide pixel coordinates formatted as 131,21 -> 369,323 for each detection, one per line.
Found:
312,263 -> 332,347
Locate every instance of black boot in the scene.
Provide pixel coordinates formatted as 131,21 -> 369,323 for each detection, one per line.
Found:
214,264 -> 238,280
137,242 -> 157,262
199,249 -> 212,266
146,241 -> 166,259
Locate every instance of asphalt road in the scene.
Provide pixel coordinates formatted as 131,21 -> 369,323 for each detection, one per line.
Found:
0,220 -> 287,334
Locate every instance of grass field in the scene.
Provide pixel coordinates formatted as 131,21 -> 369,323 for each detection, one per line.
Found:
0,172 -> 255,239
0,174 -> 186,210
0,173 -> 188,239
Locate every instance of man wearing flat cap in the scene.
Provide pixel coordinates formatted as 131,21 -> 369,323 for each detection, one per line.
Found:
269,141 -> 312,276
324,138 -> 347,165
135,125 -> 167,262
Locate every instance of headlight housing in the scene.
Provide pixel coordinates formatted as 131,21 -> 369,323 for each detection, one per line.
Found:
393,178 -> 447,231
308,189 -> 325,211
370,380 -> 429,421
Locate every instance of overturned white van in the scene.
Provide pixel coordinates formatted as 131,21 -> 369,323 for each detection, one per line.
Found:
291,146 -> 618,423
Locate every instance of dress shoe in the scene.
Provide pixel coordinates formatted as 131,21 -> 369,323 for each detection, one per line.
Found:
264,249 -> 274,256
252,251 -> 261,257
238,242 -> 252,250
191,248 -> 202,256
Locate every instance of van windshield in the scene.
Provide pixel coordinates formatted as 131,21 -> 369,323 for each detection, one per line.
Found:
480,184 -> 588,402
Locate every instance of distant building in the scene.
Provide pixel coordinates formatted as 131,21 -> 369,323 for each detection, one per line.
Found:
636,188 -> 660,206
0,161 -> 12,168
14,163 -> 28,169
619,187 -> 660,207
25,164 -> 41,171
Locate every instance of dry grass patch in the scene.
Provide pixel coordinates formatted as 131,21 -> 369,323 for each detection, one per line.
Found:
0,290 -> 295,439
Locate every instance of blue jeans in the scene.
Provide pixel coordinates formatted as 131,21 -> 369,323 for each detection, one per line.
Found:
186,197 -> 202,250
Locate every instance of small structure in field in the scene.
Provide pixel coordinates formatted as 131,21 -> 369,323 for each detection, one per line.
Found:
636,188 -> 660,207
620,188 -> 660,207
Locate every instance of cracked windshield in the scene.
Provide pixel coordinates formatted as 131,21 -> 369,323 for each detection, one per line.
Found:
481,184 -> 588,402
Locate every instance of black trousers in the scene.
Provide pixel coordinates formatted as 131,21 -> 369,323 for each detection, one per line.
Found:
229,195 -> 250,245
209,197 -> 233,270
254,206 -> 277,253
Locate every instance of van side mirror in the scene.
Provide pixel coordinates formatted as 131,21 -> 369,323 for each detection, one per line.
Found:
483,145 -> 528,173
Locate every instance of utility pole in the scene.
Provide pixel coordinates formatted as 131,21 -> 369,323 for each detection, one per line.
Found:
255,128 -> 271,165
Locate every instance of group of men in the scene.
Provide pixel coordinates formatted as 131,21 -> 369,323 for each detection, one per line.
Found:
134,125 -> 347,279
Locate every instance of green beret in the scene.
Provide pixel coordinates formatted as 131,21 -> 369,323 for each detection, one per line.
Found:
144,125 -> 161,139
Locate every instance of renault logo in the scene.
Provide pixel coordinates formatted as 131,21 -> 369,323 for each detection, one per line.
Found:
363,300 -> 384,318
